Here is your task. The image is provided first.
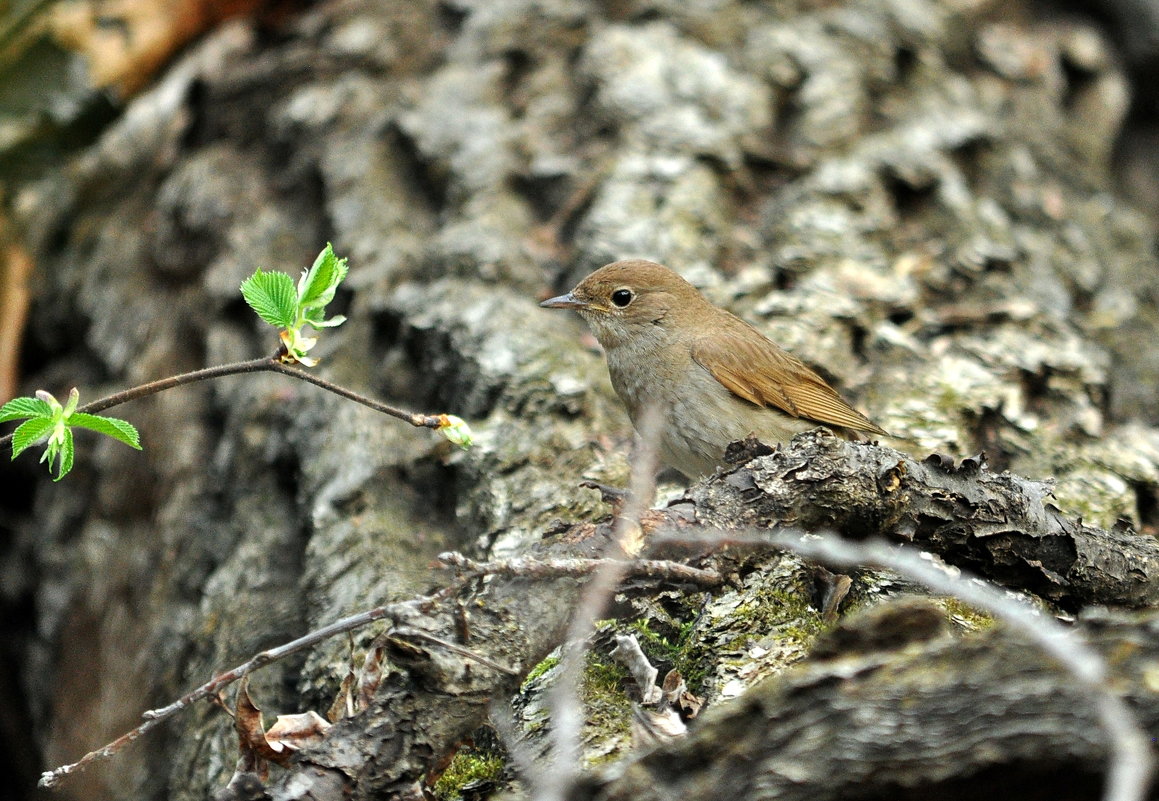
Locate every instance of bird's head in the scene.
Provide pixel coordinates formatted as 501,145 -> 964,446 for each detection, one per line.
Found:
540,259 -> 706,349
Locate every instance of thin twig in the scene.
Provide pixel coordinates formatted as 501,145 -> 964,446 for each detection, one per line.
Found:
72,356 -> 279,416
264,361 -> 442,427
38,597 -> 417,789
437,552 -> 723,587
538,404 -> 665,801
392,629 -> 522,676
2,352 -> 446,450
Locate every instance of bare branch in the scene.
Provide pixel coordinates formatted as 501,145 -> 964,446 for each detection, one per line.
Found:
391,628 -> 522,676
263,360 -> 444,428
436,552 -> 722,587
537,403 -> 666,801
38,594 -> 431,789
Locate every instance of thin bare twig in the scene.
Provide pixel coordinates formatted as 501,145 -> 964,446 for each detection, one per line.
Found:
437,552 -> 723,587
263,360 -> 444,428
391,628 -> 522,676
537,404 -> 665,801
38,594 -> 432,789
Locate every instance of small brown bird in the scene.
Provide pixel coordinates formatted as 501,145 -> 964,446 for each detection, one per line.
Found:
541,259 -> 887,478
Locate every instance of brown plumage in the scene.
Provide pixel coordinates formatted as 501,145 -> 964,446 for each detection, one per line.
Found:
689,320 -> 882,433
542,259 -> 886,477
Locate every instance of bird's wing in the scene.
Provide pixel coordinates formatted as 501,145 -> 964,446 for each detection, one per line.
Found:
691,327 -> 887,435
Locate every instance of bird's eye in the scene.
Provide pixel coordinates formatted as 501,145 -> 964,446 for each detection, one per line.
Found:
611,288 -> 634,308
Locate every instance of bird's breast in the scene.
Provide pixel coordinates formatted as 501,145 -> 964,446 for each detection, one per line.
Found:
606,343 -> 816,477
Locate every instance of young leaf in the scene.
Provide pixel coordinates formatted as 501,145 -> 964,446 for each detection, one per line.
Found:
11,417 -> 55,458
241,269 -> 298,329
436,415 -> 474,449
56,428 -> 75,481
302,305 -> 346,329
69,413 -> 143,450
297,244 -> 349,311
0,396 -> 52,423
311,314 -> 347,329
62,387 -> 79,417
41,426 -> 74,481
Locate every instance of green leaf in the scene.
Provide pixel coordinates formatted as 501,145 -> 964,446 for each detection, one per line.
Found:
62,387 -> 79,417
70,413 -> 142,450
436,415 -> 474,449
296,244 -> 349,310
312,315 -> 347,329
11,417 -> 54,458
241,269 -> 297,328
0,396 -> 52,423
302,305 -> 346,329
44,427 -> 74,481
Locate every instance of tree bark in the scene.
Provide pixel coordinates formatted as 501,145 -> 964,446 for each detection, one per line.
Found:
688,432 -> 1159,609
568,601 -> 1157,801
254,432 -> 1159,799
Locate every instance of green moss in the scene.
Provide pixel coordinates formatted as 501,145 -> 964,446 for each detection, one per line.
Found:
578,652 -> 633,765
627,617 -> 693,662
582,653 -> 630,708
938,597 -> 996,632
432,748 -> 506,800
734,584 -> 825,644
620,599 -> 716,690
522,654 -> 560,688
622,559 -> 831,698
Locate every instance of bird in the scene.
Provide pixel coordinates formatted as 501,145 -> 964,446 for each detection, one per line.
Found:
541,259 -> 887,478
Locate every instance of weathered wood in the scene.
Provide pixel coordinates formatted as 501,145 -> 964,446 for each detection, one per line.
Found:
568,602 -> 1157,801
260,526 -> 612,800
256,432 -> 1159,799
686,432 -> 1159,609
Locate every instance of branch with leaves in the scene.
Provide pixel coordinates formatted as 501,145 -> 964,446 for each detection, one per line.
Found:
239,244 -> 349,367
0,245 -> 472,480
0,388 -> 140,480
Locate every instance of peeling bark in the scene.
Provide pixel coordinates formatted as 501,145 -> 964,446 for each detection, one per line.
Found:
253,432 -> 1159,799
685,432 -> 1159,609
567,602 -> 1159,801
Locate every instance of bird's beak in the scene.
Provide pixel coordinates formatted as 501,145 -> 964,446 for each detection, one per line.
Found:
540,292 -> 588,310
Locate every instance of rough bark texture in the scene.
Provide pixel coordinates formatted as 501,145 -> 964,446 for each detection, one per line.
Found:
688,432 -> 1159,609
568,602 -> 1159,801
254,433 -> 1159,801
260,541 -> 596,801
3,0 -> 1159,800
